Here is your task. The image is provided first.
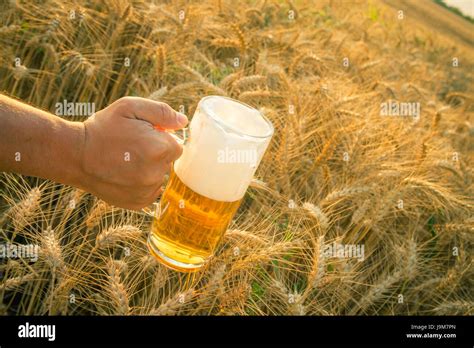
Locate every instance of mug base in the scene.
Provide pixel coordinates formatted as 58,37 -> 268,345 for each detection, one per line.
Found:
147,234 -> 205,273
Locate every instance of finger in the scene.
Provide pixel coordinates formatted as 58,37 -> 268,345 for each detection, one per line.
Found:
114,96 -> 188,130
150,131 -> 183,162
164,132 -> 184,162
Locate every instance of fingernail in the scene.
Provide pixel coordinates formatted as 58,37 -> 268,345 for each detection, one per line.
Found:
176,112 -> 188,126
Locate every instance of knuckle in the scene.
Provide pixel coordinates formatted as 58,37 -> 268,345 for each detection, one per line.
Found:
167,140 -> 183,161
157,101 -> 171,113
157,102 -> 175,122
116,96 -> 135,110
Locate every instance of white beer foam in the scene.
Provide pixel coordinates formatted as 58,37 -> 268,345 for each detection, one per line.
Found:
174,96 -> 273,202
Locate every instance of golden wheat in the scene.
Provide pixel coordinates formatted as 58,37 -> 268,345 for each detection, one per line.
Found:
0,0 -> 472,317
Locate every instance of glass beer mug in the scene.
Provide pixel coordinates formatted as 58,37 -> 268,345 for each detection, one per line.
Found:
147,96 -> 274,272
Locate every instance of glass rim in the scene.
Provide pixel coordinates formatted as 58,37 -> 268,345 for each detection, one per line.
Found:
199,95 -> 274,139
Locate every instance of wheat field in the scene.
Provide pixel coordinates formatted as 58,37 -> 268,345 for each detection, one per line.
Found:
0,0 -> 473,316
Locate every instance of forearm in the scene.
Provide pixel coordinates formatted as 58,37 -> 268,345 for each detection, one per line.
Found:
0,94 -> 85,187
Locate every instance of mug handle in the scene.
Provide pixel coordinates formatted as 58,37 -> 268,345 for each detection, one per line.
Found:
141,126 -> 188,217
153,125 -> 188,145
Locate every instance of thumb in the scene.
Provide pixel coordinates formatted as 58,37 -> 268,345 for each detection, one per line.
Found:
114,97 -> 188,130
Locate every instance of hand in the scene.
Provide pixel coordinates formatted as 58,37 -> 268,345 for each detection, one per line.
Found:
78,97 -> 188,210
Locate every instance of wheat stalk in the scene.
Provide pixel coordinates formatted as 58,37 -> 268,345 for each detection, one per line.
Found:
351,271 -> 402,314
0,272 -> 37,291
8,187 -> 42,231
196,263 -> 226,312
86,200 -> 113,229
307,235 -> 326,289
96,225 -> 142,249
288,292 -> 306,315
232,75 -> 267,91
107,260 -> 130,315
229,23 -> 247,53
156,45 -> 166,82
219,71 -> 242,89
1,0 -> 473,317
225,229 -> 267,246
433,301 -> 473,315
351,199 -> 370,225
404,239 -> 418,279
40,227 -> 65,273
322,186 -> 372,204
211,38 -> 241,49
302,203 -> 329,231
239,90 -> 282,102
148,86 -> 168,100
150,288 -> 195,315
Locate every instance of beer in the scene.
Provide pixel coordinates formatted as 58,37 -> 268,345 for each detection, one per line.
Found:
148,168 -> 242,271
148,96 -> 274,271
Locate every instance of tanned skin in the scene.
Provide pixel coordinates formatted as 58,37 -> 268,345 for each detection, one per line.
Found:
0,95 -> 188,210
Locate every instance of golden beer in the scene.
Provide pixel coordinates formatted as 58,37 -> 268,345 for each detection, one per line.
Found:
147,96 -> 274,272
148,169 -> 241,271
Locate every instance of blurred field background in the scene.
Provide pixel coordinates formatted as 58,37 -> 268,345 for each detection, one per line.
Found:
0,0 -> 473,315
